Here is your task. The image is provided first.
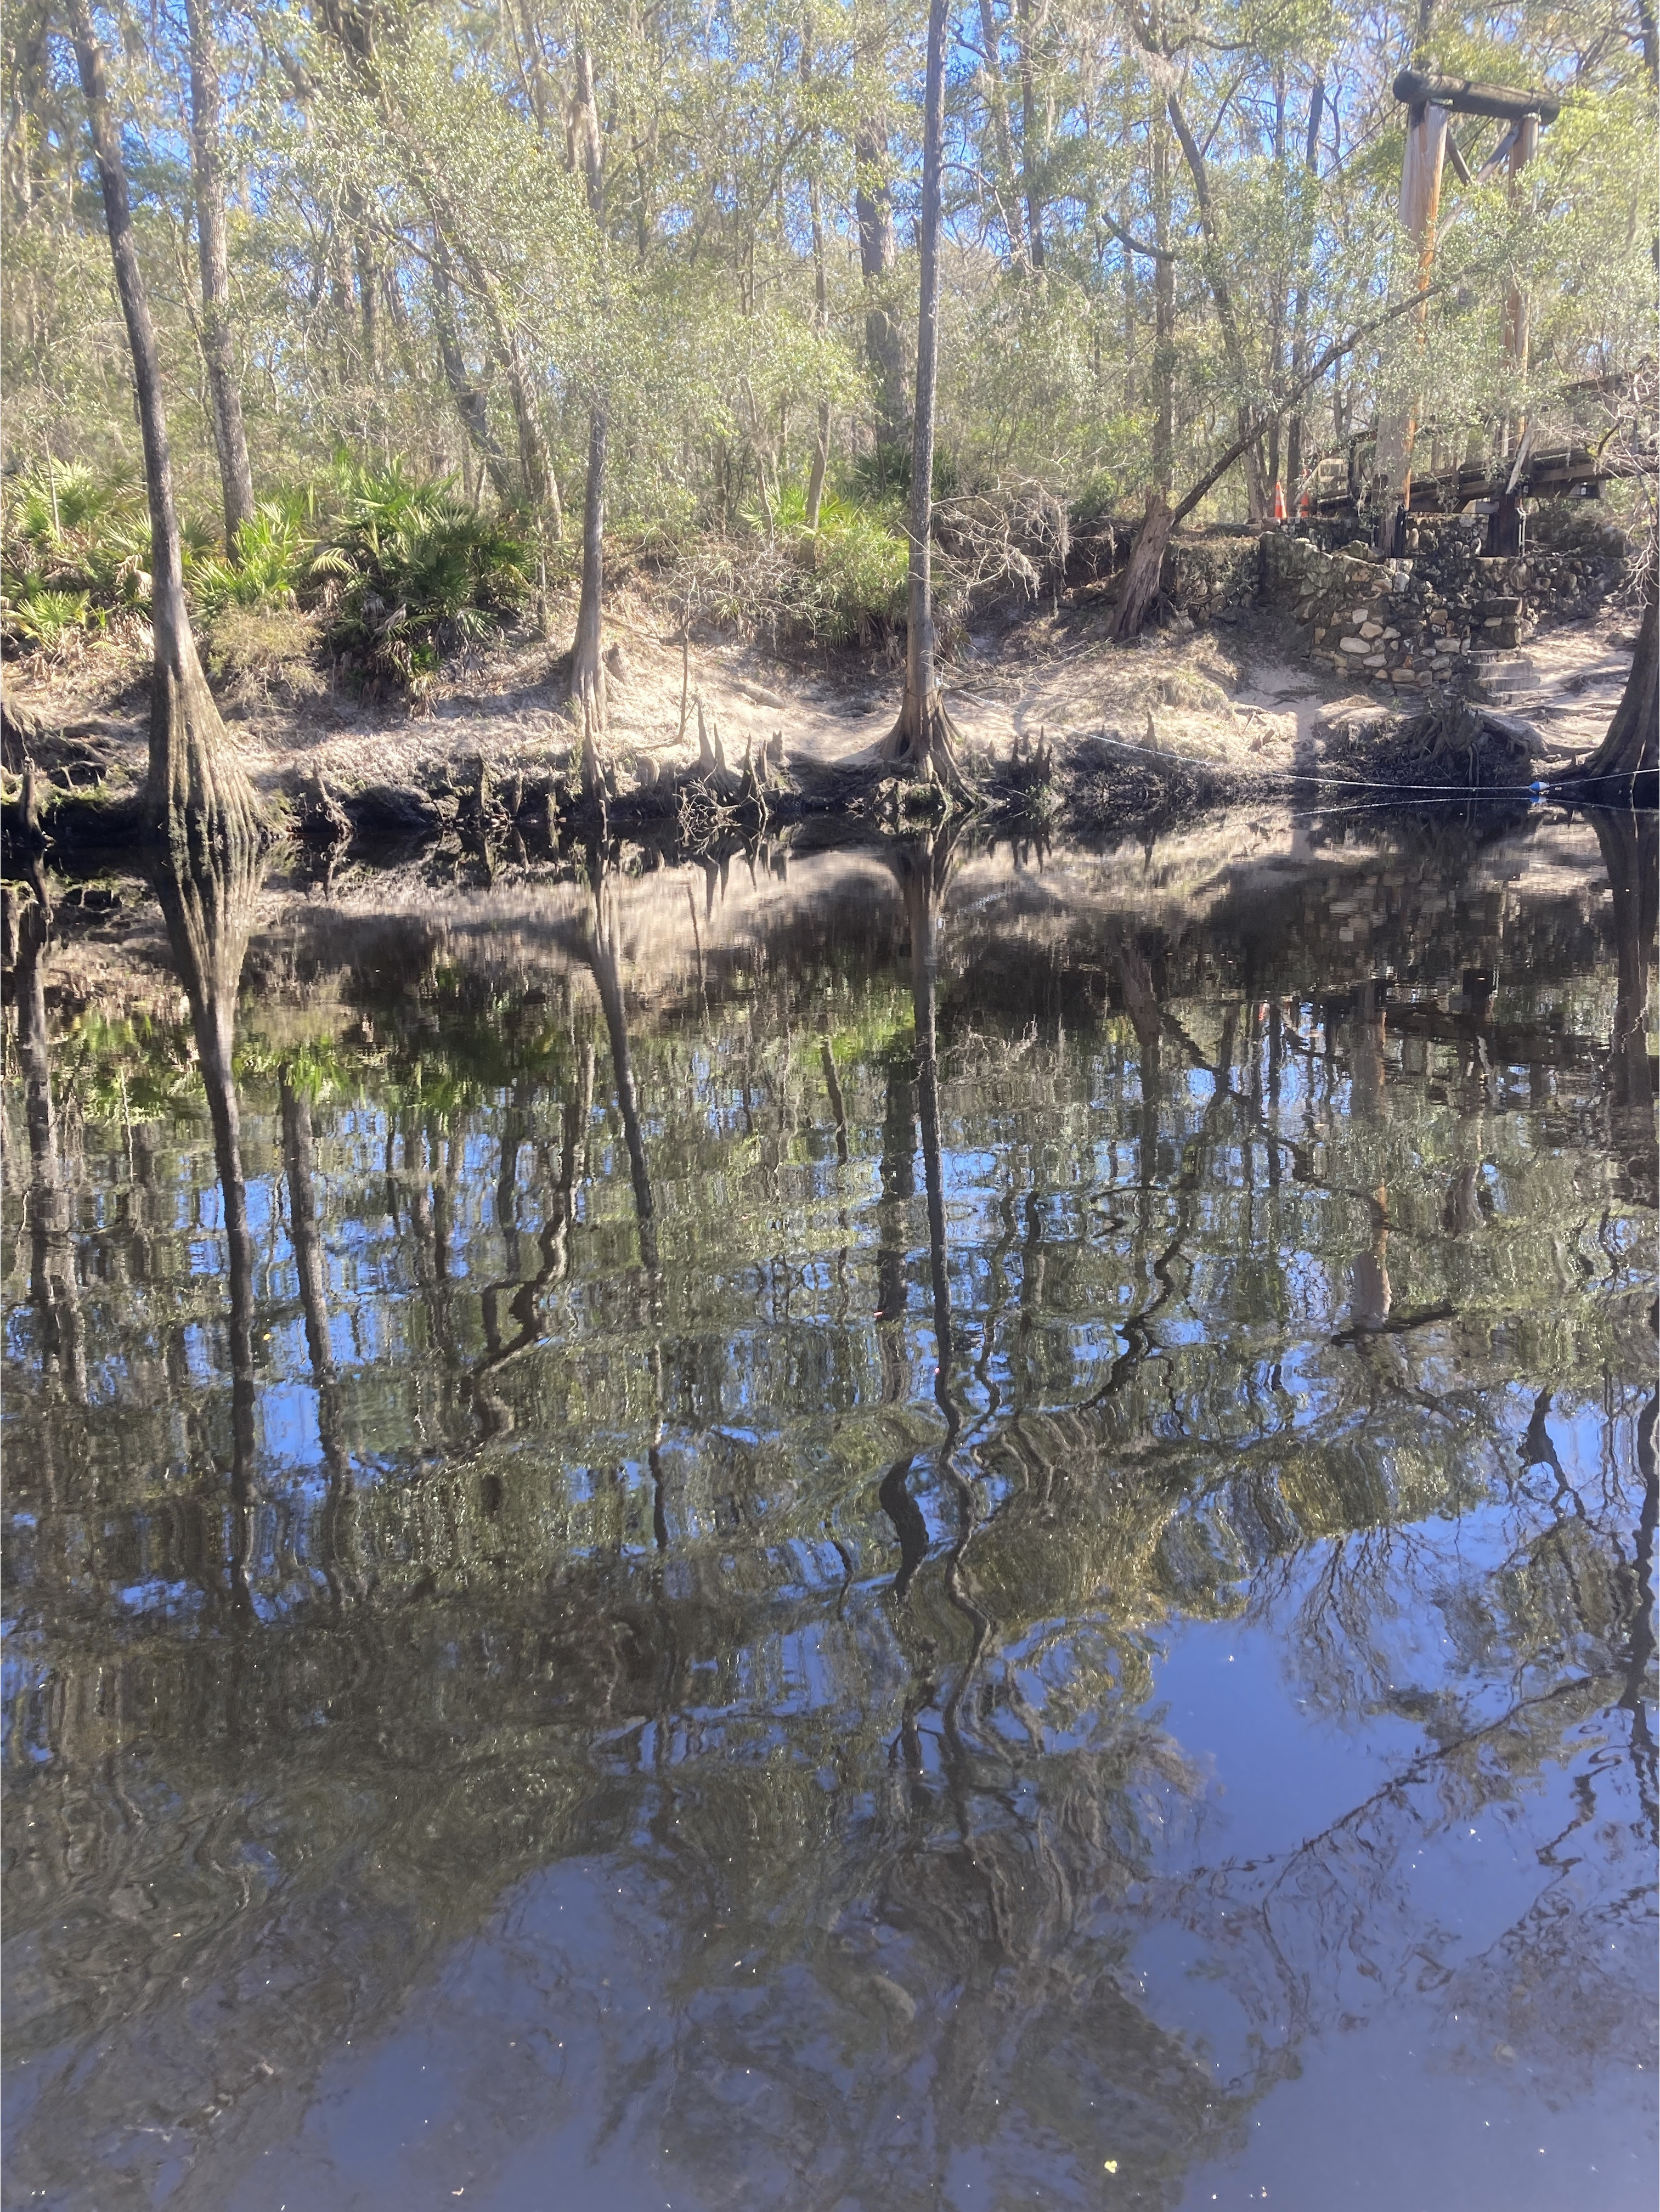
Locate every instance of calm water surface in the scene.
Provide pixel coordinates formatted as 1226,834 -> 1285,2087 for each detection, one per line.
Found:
3,807 -> 1656,2211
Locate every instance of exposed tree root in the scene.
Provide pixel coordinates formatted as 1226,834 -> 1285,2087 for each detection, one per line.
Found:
880,687 -> 975,801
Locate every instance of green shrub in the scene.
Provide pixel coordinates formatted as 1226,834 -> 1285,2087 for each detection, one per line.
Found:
791,493 -> 908,643
854,440 -> 912,501
852,441 -> 958,505
4,583 -> 94,658
735,483 -> 909,645
190,504 -> 312,618
309,458 -> 529,691
2,460 -> 151,624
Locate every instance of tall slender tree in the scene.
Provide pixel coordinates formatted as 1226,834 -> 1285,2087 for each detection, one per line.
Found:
569,25 -> 610,747
883,0 -> 965,785
67,0 -> 260,849
855,1 -> 906,447
181,0 -> 255,544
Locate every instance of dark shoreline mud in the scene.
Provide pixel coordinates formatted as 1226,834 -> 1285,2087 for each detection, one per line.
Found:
4,721 -> 1651,880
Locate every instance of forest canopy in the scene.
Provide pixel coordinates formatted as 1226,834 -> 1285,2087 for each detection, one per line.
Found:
3,0 -> 1655,639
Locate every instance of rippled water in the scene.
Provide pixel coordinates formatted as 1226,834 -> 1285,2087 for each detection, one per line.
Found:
4,807 -> 1656,2212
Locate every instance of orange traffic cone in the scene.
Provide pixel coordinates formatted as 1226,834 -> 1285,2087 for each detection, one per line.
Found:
1297,485 -> 1311,518
1272,480 -> 1287,522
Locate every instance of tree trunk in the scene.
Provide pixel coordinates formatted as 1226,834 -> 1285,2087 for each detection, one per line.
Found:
855,128 -> 906,444
805,405 -> 830,531
569,38 -> 608,742
882,0 -> 964,785
571,404 -> 608,741
1561,570 -> 1658,788
854,4 -> 905,448
315,4 -> 563,530
69,0 -> 259,852
1014,0 -> 1044,269
432,246 -> 513,496
1285,83 -> 1325,503
1162,86 -> 1269,519
803,35 -> 831,531
1111,283 -> 1450,640
182,0 -> 255,545
507,333 -> 560,530
1150,119 -> 1175,493
1111,487 -> 1174,640
974,0 -> 1028,267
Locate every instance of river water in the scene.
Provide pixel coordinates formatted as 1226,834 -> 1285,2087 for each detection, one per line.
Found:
3,805 -> 1656,2211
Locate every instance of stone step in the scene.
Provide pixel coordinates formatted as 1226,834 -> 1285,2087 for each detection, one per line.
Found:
1471,658 -> 1540,703
1477,659 -> 1535,685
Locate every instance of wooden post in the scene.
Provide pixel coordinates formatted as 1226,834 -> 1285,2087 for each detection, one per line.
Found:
1486,115 -> 1542,549
1501,116 -> 1539,431
1376,99 -> 1448,552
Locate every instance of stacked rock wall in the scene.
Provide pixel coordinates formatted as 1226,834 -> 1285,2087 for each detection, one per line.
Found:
1260,516 -> 1622,693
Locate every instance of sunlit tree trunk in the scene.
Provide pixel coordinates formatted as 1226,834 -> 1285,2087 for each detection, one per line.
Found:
572,404 -> 608,743
854,3 -> 905,445
569,36 -> 609,742
432,244 -> 514,497
1150,118 -> 1175,494
1162,83 -> 1269,520
1284,83 -> 1324,503
882,0 -> 966,786
1014,0 -> 1044,269
69,0 -> 260,851
1114,288 -> 1437,640
805,179 -> 831,528
802,17 -> 831,531
974,0 -> 1028,267
182,0 -> 255,545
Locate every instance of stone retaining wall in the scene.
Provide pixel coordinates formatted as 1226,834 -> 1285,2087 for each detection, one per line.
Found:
1260,516 -> 1622,695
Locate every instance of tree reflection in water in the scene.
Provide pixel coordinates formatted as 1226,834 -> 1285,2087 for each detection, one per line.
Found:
2,808 -> 1653,2210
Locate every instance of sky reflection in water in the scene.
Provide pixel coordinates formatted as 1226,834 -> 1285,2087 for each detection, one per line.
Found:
3,806 -> 1656,2211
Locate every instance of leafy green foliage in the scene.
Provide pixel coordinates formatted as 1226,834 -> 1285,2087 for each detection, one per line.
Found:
728,482 -> 909,646
309,459 -> 530,692
787,492 -> 909,645
1,461 -> 152,652
189,503 -> 312,617
4,583 -> 93,658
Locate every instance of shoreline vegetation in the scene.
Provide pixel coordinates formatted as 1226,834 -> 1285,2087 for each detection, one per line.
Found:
1,514 -> 1650,867
3,1 -> 1656,868
1,616 -> 1651,874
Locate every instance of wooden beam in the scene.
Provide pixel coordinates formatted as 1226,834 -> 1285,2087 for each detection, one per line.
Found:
1392,68 -> 1561,125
